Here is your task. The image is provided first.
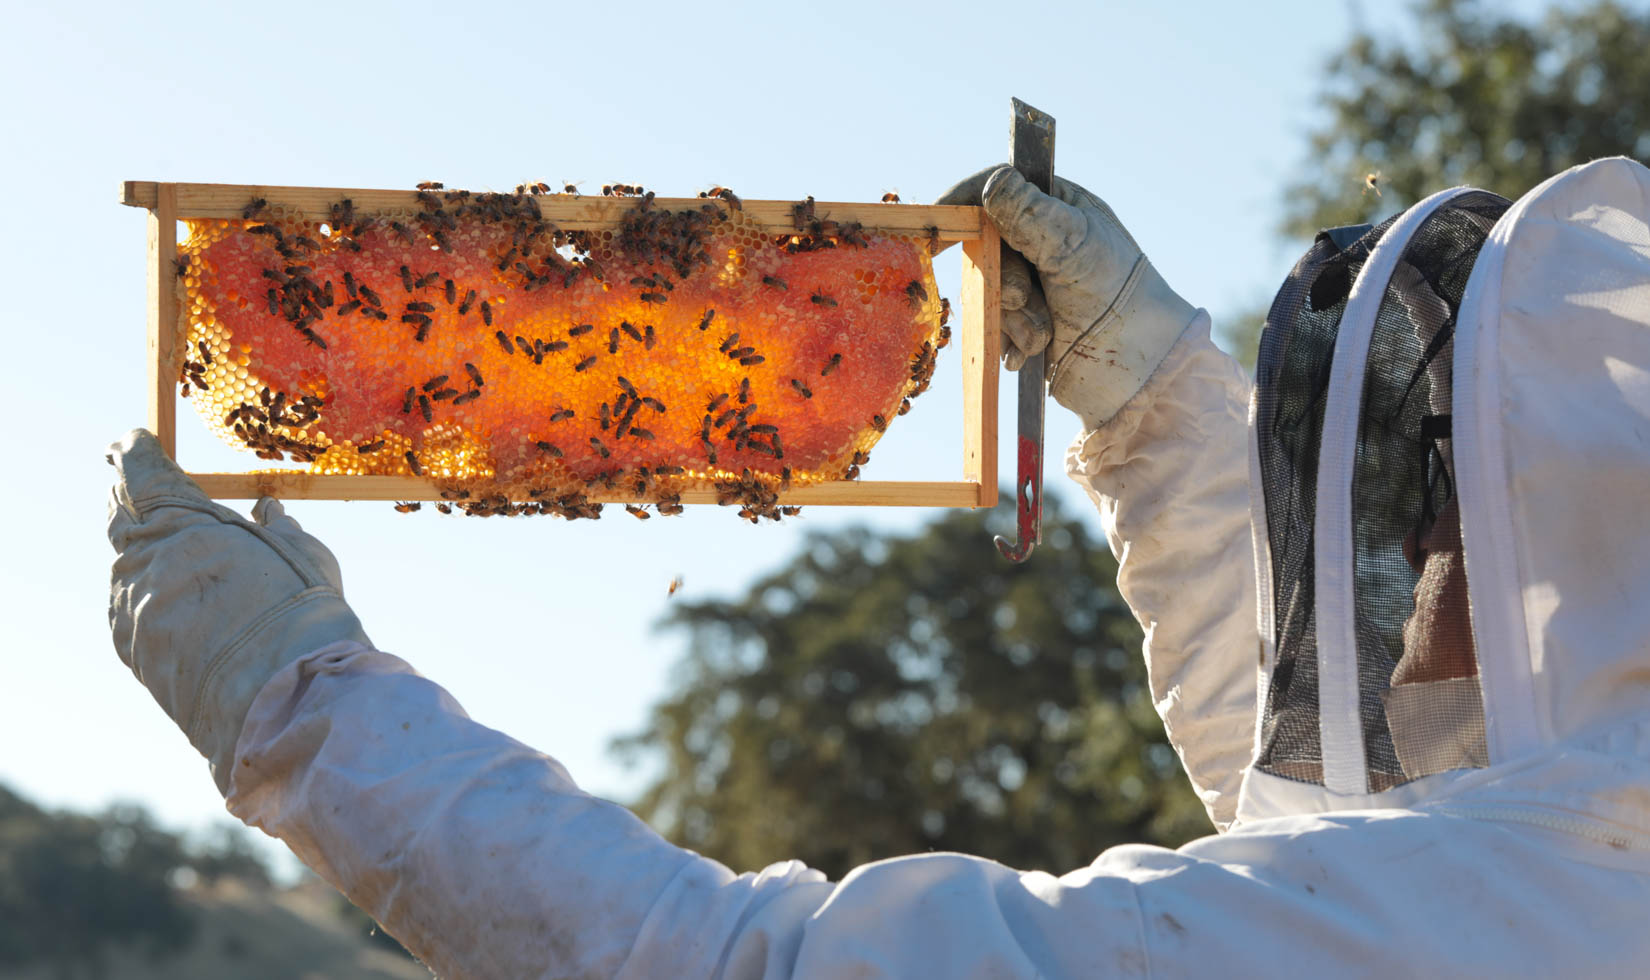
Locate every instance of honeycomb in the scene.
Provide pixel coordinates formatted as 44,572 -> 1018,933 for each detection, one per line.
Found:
173,187 -> 949,520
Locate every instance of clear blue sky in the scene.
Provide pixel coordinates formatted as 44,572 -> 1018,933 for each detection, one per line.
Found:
0,0 -> 1571,872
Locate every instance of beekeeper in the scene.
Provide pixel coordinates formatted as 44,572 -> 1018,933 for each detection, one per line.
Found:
107,156 -> 1650,978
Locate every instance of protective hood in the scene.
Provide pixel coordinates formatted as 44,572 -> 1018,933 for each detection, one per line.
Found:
1238,157 -> 1650,820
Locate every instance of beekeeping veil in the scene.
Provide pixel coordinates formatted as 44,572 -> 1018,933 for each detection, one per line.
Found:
1236,158 -> 1650,817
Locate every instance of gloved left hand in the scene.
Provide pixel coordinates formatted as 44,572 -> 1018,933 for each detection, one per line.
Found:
106,429 -> 371,794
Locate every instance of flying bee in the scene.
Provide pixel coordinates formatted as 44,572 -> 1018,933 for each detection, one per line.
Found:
697,309 -> 716,331
357,439 -> 386,453
791,379 -> 813,398
394,501 -> 421,513
881,191 -> 901,203
575,355 -> 597,372
761,275 -> 787,291
905,280 -> 928,306
1364,170 -> 1384,198
668,575 -> 683,596
404,451 -> 423,476
810,290 -> 837,307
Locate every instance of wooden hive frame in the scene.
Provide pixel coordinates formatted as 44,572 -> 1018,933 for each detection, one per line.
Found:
122,181 -> 1000,508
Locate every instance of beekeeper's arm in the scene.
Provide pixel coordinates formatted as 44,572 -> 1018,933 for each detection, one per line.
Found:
938,168 -> 1259,829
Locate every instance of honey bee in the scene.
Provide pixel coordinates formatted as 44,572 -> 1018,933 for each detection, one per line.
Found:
905,280 -> 928,306
563,182 -> 581,194
898,397 -> 912,416
550,408 -> 575,422
719,332 -> 740,354
394,501 -> 421,513
444,279 -> 457,304
241,198 -> 267,219
535,441 -> 563,457
668,575 -> 683,596
357,439 -> 386,453
422,375 -> 449,391
569,323 -> 594,337
881,192 -> 901,203
697,309 -> 716,331
716,188 -> 742,210
621,321 -> 644,342
404,451 -> 423,476
640,291 -> 666,304
399,265 -> 415,292
418,394 -> 433,421
617,376 -> 639,397
544,339 -> 569,352
417,181 -> 444,190
360,285 -> 383,307
589,436 -> 610,458
925,224 -> 941,253
608,328 -> 621,354
707,393 -> 729,412
871,414 -> 887,431
739,354 -> 765,366
738,378 -> 751,403
464,362 -> 483,386
430,387 -> 459,401
781,506 -> 802,517
495,330 -> 514,354
301,327 -> 329,349
631,427 -> 656,441
452,389 -> 480,405
810,290 -> 837,307
415,272 -> 439,288
641,396 -> 666,413
480,301 -> 493,326
575,355 -> 597,372
625,504 -> 651,520
1364,171 -> 1384,198
791,196 -> 815,231
791,379 -> 813,398
600,402 -> 612,430
761,275 -> 787,291
402,386 -> 416,414
436,503 -> 453,514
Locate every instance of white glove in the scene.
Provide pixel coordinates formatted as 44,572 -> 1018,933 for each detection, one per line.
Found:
106,429 -> 371,795
936,166 -> 1200,428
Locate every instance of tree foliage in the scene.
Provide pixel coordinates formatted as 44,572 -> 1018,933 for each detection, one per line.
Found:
1283,0 -> 1650,239
616,500 -> 1210,880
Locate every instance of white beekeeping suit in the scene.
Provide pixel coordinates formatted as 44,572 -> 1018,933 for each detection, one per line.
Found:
106,157 -> 1650,978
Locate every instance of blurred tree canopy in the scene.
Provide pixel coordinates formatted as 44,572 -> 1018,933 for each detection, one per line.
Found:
615,499 -> 1211,880
1283,0 -> 1650,239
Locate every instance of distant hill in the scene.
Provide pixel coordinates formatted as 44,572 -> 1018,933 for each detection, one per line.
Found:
3,878 -> 430,980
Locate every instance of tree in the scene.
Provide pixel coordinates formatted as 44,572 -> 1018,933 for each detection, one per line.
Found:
1283,0 -> 1650,239
615,498 -> 1211,881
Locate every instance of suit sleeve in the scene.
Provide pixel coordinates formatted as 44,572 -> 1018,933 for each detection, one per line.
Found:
1063,313 -> 1260,830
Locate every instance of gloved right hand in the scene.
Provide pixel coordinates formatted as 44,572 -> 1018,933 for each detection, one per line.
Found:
107,429 -> 371,795
936,167 -> 1201,428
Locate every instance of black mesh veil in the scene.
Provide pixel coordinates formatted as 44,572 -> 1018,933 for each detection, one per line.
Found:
1253,191 -> 1510,792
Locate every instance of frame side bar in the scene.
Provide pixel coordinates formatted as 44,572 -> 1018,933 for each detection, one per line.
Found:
146,185 -> 179,456
961,224 -> 1001,507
